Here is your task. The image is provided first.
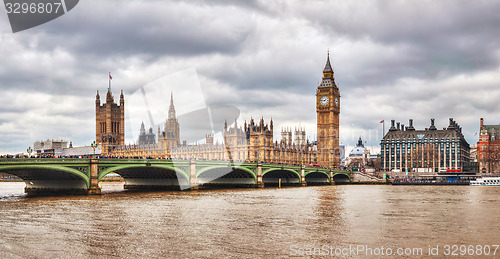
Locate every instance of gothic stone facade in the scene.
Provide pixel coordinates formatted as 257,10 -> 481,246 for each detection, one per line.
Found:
157,93 -> 180,152
95,89 -> 124,155
137,122 -> 156,146
381,118 -> 470,173
112,116 -> 312,165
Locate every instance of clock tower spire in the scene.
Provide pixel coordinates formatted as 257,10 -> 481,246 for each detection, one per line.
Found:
316,51 -> 341,168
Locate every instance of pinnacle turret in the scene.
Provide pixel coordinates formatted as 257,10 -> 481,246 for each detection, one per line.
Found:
120,90 -> 124,105
168,92 -> 176,119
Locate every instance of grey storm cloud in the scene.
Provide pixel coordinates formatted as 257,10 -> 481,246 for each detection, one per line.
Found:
1,0 -> 500,153
39,0 -> 258,58
294,0 -> 500,85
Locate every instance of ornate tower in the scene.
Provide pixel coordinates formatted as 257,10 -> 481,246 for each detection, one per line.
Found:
163,92 -> 180,151
316,51 -> 340,167
245,118 -> 274,162
95,88 -> 125,155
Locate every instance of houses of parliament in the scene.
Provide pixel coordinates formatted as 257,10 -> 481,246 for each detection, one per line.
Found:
95,53 -> 341,167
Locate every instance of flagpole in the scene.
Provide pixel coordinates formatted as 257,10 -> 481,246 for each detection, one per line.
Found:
108,72 -> 111,91
382,119 -> 385,140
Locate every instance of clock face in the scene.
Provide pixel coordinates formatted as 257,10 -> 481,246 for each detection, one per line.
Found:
320,96 -> 329,106
335,97 -> 339,106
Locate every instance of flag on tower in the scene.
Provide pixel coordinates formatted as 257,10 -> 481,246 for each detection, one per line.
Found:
108,72 -> 112,91
380,120 -> 384,123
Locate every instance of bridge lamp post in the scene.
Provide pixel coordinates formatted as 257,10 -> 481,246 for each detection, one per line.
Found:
91,141 -> 98,158
27,146 -> 33,158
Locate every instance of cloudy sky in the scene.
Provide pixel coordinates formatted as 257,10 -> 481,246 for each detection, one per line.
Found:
1,0 -> 500,154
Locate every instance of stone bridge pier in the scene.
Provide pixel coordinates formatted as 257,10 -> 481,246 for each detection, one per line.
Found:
88,159 -> 101,195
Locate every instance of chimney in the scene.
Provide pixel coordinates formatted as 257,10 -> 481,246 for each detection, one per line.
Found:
408,119 -> 415,131
447,118 -> 456,130
429,118 -> 437,130
397,122 -> 400,130
389,120 -> 396,131
480,118 -> 484,128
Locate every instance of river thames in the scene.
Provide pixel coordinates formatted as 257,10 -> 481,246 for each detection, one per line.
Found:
0,183 -> 499,258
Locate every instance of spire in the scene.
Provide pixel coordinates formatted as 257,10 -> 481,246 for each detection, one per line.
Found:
323,49 -> 333,74
120,90 -> 124,106
96,90 -> 100,106
168,92 -> 176,119
320,50 -> 335,87
140,121 -> 146,134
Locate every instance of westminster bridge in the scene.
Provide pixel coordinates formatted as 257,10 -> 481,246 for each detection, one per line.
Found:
0,158 -> 351,195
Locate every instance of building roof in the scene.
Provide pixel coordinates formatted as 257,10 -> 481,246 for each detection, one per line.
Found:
319,51 -> 337,88
382,118 -> 469,146
481,124 -> 500,140
323,52 -> 333,73
62,145 -> 102,156
349,137 -> 366,157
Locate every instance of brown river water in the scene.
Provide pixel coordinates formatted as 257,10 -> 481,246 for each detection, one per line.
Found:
0,183 -> 499,258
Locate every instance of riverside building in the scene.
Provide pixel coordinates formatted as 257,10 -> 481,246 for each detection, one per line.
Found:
477,118 -> 500,174
381,118 -> 470,173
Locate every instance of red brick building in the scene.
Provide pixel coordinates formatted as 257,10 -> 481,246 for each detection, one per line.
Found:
477,118 -> 500,174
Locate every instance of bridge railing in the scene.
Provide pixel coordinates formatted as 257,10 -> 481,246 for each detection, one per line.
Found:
0,158 -> 350,176
0,158 -> 91,163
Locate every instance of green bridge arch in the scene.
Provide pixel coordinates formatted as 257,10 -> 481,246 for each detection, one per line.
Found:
304,170 -> 330,178
262,167 -> 301,179
97,164 -> 190,182
195,165 -> 257,181
332,172 -> 351,181
0,164 -> 90,187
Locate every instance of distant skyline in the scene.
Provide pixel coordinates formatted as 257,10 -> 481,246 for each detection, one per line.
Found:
1,0 -> 500,154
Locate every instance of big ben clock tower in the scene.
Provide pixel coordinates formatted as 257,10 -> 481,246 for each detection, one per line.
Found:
316,51 -> 340,168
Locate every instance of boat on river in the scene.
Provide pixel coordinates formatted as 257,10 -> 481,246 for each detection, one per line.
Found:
392,174 -> 478,185
470,176 -> 500,186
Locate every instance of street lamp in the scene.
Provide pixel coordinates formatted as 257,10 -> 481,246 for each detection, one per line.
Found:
27,146 -> 33,158
91,141 -> 98,158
